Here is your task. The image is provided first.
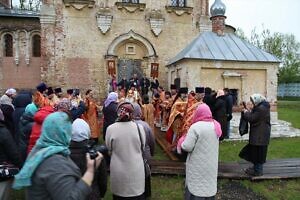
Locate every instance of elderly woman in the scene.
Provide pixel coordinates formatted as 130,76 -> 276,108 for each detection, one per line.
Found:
102,92 -> 118,140
106,102 -> 146,200
13,112 -> 103,200
181,103 -> 222,200
239,94 -> 271,176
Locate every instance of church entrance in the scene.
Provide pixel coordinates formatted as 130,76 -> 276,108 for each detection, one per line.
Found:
117,59 -> 143,82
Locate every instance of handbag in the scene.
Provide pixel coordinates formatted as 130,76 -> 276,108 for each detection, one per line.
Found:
135,123 -> 151,178
239,112 -> 249,136
0,163 -> 19,181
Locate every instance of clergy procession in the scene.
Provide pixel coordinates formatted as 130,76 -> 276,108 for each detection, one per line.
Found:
0,72 -> 271,200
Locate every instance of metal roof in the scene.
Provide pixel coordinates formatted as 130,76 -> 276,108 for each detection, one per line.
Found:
0,8 -> 39,18
167,31 -> 281,65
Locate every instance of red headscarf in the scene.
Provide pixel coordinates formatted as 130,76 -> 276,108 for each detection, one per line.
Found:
192,103 -> 222,138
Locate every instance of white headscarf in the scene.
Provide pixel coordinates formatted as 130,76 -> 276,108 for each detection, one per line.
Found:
71,118 -> 91,142
250,93 -> 266,106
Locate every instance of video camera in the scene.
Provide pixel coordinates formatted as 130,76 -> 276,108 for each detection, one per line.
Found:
86,144 -> 108,160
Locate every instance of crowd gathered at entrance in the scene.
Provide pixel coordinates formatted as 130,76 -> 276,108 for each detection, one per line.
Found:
0,73 -> 271,200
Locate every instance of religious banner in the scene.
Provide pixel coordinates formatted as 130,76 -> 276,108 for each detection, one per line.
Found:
151,63 -> 159,78
107,60 -> 116,75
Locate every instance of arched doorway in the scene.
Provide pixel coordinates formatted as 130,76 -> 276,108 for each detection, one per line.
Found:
106,30 -> 157,82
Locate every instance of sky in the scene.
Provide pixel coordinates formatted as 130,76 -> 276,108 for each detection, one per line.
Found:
209,0 -> 300,42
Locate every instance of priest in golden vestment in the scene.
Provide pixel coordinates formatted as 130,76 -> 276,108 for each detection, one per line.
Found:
82,89 -> 100,143
33,83 -> 51,108
141,94 -> 155,132
166,87 -> 188,151
181,87 -> 205,137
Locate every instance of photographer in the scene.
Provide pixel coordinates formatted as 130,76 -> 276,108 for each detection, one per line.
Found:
70,118 -> 108,200
13,112 -> 103,200
0,108 -> 22,200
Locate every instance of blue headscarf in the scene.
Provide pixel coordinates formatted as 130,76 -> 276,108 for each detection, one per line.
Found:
13,112 -> 72,189
24,102 -> 38,117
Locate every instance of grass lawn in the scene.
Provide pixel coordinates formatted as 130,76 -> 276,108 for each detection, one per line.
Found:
277,100 -> 300,128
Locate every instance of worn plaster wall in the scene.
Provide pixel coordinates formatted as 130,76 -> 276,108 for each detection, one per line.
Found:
41,0 -> 210,98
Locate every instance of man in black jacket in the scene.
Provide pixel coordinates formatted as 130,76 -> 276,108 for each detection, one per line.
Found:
224,88 -> 233,139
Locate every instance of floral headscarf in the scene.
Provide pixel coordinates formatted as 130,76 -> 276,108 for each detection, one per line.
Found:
250,93 -> 266,106
13,112 -> 72,189
116,102 -> 134,122
54,98 -> 72,112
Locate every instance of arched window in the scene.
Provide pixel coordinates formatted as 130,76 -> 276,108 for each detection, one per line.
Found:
4,34 -> 13,57
32,34 -> 41,57
171,0 -> 186,7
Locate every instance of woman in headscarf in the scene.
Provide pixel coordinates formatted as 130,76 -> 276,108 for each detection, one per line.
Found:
18,103 -> 38,162
13,112 -> 103,200
132,102 -> 155,198
106,102 -> 146,200
69,118 -> 108,200
212,89 -> 227,141
102,92 -> 118,140
82,89 -> 101,143
0,108 -> 22,200
239,94 -> 271,176
181,103 -> 221,200
0,89 -> 17,137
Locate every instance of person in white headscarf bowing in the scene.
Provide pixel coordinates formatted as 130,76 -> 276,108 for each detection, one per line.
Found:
239,93 -> 271,177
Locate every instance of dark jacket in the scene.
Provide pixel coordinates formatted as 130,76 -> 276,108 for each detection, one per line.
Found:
18,112 -> 35,163
12,92 -> 32,145
102,102 -> 118,140
224,94 -> 233,121
243,101 -> 271,146
203,94 -> 215,113
0,120 -> 22,168
212,95 -> 227,140
27,154 -> 91,200
69,140 -> 107,199
70,101 -> 86,121
0,104 -> 14,137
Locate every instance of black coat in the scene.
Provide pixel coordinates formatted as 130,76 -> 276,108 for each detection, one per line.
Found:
243,101 -> 271,146
102,102 -> 118,140
224,94 -> 233,121
69,140 -> 108,199
0,104 -> 15,138
18,112 -> 35,162
212,95 -> 227,140
0,121 -> 22,168
12,92 -> 32,145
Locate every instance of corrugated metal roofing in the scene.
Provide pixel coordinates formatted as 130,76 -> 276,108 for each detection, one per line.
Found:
167,31 -> 281,65
0,8 -> 39,18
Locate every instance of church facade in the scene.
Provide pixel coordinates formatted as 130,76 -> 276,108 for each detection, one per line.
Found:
1,0 -> 279,108
39,0 -> 211,98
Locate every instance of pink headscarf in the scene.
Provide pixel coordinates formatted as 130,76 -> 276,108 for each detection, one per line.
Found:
216,89 -> 225,98
192,103 -> 222,138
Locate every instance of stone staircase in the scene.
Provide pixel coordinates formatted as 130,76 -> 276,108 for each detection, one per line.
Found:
229,112 -> 300,140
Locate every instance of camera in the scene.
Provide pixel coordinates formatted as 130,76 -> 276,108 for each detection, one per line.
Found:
86,144 -> 108,160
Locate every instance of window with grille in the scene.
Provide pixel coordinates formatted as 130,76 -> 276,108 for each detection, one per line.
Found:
4,34 -> 13,57
32,34 -> 41,57
122,0 -> 139,3
171,0 -> 186,7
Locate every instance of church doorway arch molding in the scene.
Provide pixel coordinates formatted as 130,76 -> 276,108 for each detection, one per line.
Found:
106,30 -> 157,57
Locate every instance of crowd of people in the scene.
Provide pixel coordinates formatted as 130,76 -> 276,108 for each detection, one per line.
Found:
0,73 -> 271,200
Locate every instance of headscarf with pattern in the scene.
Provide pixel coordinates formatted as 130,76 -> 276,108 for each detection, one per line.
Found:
54,98 -> 72,112
250,93 -> 266,106
116,102 -> 134,122
13,112 -> 72,189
